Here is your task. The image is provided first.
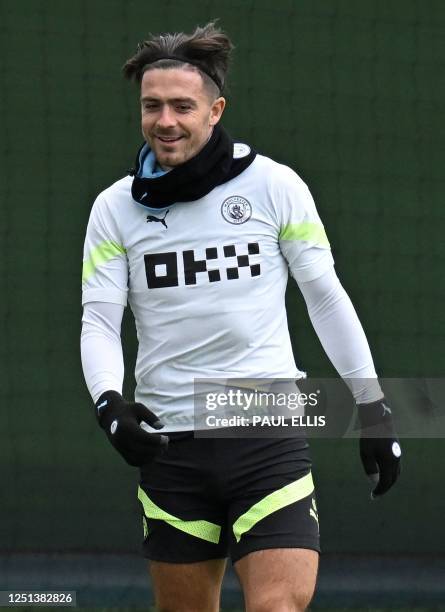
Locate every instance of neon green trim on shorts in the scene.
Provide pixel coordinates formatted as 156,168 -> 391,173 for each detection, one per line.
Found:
279,223 -> 330,247
138,487 -> 221,544
232,471 -> 314,543
82,240 -> 126,283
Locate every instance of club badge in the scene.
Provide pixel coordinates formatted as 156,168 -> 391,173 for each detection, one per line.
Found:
221,196 -> 252,225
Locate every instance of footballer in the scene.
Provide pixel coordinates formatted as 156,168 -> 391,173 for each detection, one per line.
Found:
81,22 -> 401,611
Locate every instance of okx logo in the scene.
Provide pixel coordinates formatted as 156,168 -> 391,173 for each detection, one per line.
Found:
144,242 -> 261,289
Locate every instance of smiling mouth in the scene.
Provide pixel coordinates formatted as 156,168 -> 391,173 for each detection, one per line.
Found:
156,135 -> 184,143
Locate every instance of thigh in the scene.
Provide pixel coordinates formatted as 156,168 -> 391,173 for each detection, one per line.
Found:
149,558 -> 227,612
235,548 -> 319,612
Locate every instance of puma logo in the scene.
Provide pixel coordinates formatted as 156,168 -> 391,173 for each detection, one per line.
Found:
382,403 -> 392,417
309,498 -> 319,528
147,210 -> 169,229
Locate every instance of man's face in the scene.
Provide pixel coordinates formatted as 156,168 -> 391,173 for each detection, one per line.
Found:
140,68 -> 226,170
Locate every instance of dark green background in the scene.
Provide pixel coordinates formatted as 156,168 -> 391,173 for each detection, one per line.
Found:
1,0 -> 444,555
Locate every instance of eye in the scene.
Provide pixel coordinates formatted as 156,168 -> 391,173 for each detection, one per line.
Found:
177,104 -> 192,112
142,102 -> 159,111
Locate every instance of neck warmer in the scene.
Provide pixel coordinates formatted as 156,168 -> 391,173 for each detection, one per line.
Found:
130,124 -> 256,208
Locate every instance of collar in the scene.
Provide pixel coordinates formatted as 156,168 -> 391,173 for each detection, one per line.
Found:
139,148 -> 168,179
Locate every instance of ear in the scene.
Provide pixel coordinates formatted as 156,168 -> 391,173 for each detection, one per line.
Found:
209,97 -> 226,126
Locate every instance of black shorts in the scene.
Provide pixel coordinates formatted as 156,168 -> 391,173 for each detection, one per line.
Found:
138,433 -> 320,564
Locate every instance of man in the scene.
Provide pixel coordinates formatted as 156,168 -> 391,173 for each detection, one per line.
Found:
81,23 -> 401,612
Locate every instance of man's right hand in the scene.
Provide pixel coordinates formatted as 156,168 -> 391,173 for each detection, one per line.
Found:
95,390 -> 168,466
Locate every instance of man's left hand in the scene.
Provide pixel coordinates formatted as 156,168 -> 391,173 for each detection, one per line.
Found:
357,399 -> 402,499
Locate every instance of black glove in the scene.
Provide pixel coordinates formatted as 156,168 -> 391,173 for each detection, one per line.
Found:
357,398 -> 401,499
95,390 -> 168,467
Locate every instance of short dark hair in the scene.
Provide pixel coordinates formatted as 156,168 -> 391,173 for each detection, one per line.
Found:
122,22 -> 233,97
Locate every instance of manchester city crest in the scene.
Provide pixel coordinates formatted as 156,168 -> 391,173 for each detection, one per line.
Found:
221,196 -> 252,225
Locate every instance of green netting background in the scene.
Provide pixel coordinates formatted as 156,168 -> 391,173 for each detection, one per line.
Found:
1,0 -> 444,555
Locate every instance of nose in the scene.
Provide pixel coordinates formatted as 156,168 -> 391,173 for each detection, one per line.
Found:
156,104 -> 177,129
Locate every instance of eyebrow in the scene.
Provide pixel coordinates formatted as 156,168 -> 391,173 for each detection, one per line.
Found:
140,96 -> 197,106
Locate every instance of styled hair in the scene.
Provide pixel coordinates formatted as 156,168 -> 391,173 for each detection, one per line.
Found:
122,22 -> 233,96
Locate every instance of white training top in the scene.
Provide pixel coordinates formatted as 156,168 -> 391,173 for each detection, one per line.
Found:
82,152 -> 379,431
